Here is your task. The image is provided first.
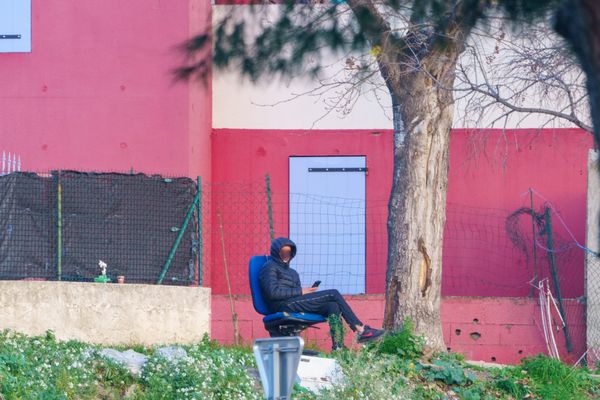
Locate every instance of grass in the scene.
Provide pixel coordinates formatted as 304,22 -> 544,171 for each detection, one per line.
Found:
493,354 -> 600,400
0,327 -> 597,399
0,330 -> 259,399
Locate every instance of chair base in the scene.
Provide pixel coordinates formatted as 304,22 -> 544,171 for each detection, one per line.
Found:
266,321 -> 323,337
263,311 -> 327,337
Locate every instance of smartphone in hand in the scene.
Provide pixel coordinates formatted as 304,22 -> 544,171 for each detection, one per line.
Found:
311,280 -> 321,288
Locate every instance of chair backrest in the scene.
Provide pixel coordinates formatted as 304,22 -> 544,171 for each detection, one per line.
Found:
249,255 -> 271,315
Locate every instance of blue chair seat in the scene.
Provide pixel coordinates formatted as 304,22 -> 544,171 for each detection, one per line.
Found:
263,312 -> 327,323
249,255 -> 326,337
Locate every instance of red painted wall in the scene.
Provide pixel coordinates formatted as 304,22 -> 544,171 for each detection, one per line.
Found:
209,129 -> 393,294
211,295 -> 586,364
209,127 -> 591,363
210,128 -> 592,298
444,128 -> 592,297
0,0 -> 211,178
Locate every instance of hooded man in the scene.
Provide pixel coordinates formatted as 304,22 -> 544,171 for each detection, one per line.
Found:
259,237 -> 384,350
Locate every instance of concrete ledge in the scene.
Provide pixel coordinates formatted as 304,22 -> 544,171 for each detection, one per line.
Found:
0,281 -> 211,345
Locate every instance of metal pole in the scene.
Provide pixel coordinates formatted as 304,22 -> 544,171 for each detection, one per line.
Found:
157,190 -> 200,284
218,208 -> 240,346
529,189 -> 538,296
272,343 -> 280,400
266,174 -> 274,242
197,176 -> 203,286
56,172 -> 62,281
544,207 -> 572,352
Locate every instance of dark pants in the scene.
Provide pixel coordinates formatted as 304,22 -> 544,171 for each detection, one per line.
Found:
277,289 -> 363,331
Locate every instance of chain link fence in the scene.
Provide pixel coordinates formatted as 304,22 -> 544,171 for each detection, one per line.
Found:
0,171 -> 597,366
586,253 -> 600,367
443,191 -> 597,367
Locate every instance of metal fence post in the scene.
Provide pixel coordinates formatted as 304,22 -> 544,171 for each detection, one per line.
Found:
544,207 -> 572,353
266,174 -> 274,242
529,188 -> 538,297
157,189 -> 200,284
56,171 -> 62,281
197,176 -> 202,286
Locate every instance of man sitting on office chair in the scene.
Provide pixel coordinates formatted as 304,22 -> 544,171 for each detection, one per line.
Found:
259,237 -> 385,350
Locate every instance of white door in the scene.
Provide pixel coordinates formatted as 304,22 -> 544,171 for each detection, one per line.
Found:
289,156 -> 366,294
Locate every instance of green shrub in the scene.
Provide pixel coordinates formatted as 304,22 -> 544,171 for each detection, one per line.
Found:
493,355 -> 598,400
422,358 -> 476,386
328,314 -> 346,351
495,374 -> 530,399
141,336 -> 261,399
1,329 -> 598,399
453,382 -> 499,400
375,319 -> 424,360
0,330 -> 99,399
520,354 -> 597,400
320,349 -> 413,399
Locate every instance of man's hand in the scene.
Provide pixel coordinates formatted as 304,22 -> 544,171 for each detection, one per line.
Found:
302,287 -> 318,295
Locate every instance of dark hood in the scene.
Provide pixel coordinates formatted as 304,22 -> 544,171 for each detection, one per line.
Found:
270,237 -> 297,266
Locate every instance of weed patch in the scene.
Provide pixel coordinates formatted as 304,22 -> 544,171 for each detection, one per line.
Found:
375,318 -> 424,360
0,329 -> 598,399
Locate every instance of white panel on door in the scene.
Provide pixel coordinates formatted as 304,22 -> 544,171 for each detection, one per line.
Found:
0,0 -> 31,53
289,156 -> 366,294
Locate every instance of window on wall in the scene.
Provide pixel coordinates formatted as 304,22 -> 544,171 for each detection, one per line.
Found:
0,0 -> 31,53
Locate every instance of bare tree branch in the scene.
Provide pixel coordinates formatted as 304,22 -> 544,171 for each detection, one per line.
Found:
455,20 -> 591,131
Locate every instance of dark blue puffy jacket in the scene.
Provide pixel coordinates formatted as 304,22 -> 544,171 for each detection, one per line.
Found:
259,237 -> 302,312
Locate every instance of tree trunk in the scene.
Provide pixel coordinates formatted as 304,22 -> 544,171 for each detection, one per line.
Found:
555,0 -> 600,142
382,46 -> 460,351
343,0 -> 476,350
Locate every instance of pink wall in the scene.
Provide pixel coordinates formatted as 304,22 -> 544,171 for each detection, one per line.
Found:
210,128 -> 592,298
208,127 -> 591,363
212,295 -> 586,364
444,128 -> 592,297
209,129 -> 393,294
0,0 -> 211,178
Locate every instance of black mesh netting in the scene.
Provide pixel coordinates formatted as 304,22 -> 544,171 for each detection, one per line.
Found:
0,171 -> 197,285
